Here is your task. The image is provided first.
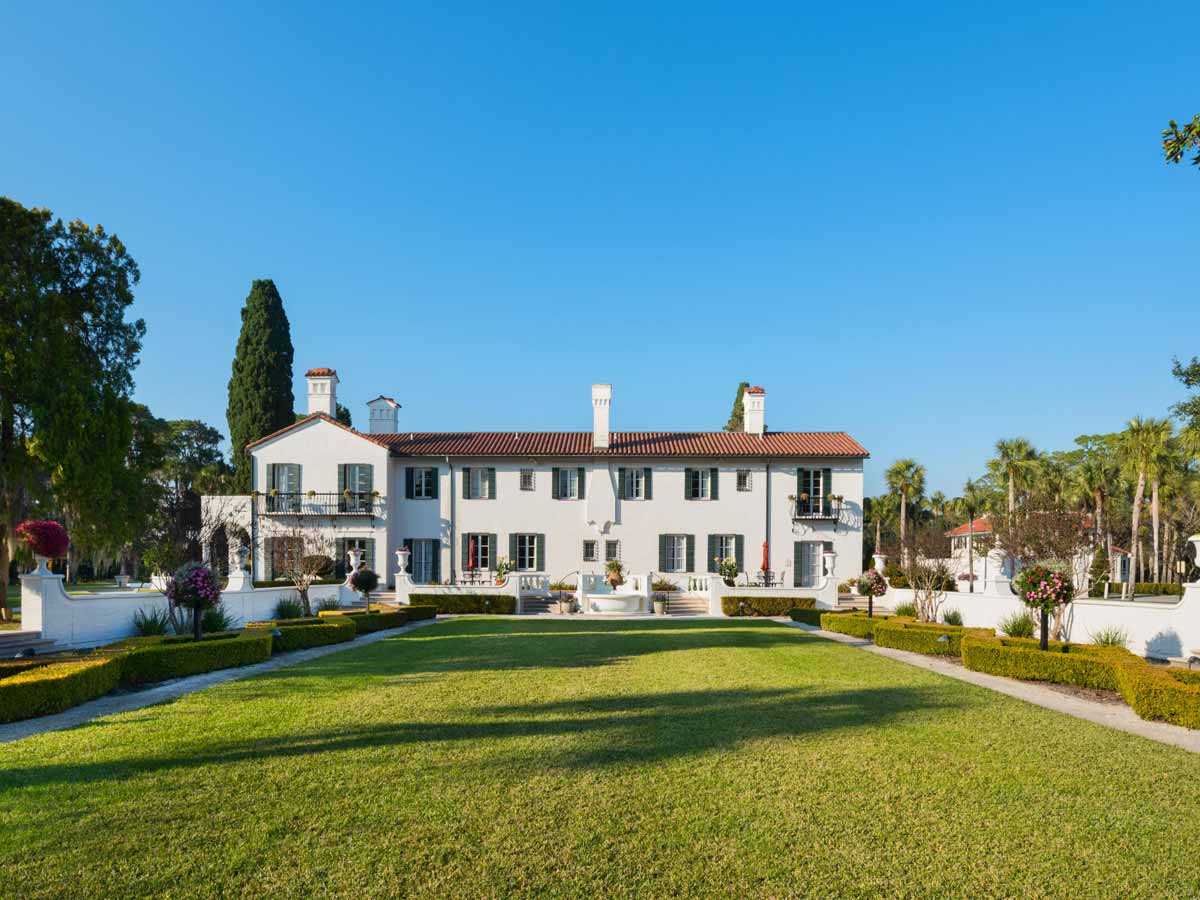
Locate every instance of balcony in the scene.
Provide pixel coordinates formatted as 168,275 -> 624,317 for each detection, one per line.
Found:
257,492 -> 384,517
790,496 -> 843,521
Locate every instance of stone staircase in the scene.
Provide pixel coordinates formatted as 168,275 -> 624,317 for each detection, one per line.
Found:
521,594 -> 569,615
0,629 -> 58,657
664,596 -> 711,616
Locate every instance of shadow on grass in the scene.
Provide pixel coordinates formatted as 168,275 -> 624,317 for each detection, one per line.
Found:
0,683 -> 956,789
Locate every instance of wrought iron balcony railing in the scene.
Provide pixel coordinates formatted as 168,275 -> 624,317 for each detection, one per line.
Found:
791,497 -> 843,521
258,492 -> 384,516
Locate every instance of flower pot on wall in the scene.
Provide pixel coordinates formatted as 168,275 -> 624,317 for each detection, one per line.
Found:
32,555 -> 51,576
723,577 -> 735,587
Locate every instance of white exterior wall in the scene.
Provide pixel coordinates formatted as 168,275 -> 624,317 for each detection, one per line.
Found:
390,456 -> 863,588
251,418 -> 394,585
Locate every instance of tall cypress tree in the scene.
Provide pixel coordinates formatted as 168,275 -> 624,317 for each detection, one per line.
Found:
227,280 -> 294,492
724,382 -> 749,432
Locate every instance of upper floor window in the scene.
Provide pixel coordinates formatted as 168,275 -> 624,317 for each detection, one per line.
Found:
685,468 -> 718,501
552,467 -> 585,500
414,467 -> 437,499
582,540 -> 598,562
463,467 -> 495,500
520,469 -> 535,491
736,469 -> 752,492
622,468 -> 645,500
344,464 -> 373,495
795,467 -> 833,517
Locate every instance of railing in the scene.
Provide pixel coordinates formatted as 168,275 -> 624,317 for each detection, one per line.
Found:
259,492 -> 384,516
791,498 -> 841,521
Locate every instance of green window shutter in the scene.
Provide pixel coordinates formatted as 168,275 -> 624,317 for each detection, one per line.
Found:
684,468 -> 694,500
685,535 -> 695,572
509,533 -> 518,564
429,467 -> 439,500
617,468 -> 626,500
431,542 -> 441,583
644,468 -> 652,500
658,535 -> 668,571
462,534 -> 470,568
707,535 -> 718,573
488,533 -> 498,568
338,464 -> 347,492
365,538 -> 376,571
797,468 -> 803,504
363,465 -> 373,495
577,467 -> 586,500
793,542 -> 803,588
710,468 -> 718,500
735,535 -> 745,573
487,468 -> 496,499
405,467 -> 414,499
335,538 -> 347,577
551,467 -> 561,500
462,467 -> 471,499
822,468 -> 833,516
536,534 -> 546,572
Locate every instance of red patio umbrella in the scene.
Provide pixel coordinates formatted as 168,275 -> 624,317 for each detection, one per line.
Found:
761,541 -> 770,573
468,537 -> 478,571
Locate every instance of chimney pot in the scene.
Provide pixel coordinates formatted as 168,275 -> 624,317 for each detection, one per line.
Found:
305,368 -> 339,417
744,385 -> 765,436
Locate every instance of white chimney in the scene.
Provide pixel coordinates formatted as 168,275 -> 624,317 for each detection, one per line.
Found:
744,385 -> 765,436
366,396 -> 400,434
305,367 -> 338,417
592,384 -> 612,449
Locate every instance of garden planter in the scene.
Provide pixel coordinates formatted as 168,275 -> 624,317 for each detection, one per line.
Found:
32,555 -> 52,576
723,578 -> 735,587
653,599 -> 667,615
558,600 -> 573,615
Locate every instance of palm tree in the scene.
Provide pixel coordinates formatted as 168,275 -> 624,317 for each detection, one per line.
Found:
864,493 -> 899,562
927,491 -> 948,528
885,459 -> 925,564
1144,421 -> 1176,581
960,478 -> 987,593
988,438 -> 1039,514
1119,417 -> 1169,584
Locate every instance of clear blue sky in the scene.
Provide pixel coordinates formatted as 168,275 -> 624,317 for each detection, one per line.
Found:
4,2 -> 1196,497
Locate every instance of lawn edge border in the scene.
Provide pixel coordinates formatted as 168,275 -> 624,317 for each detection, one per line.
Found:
0,618 -> 442,745
785,621 -> 1200,754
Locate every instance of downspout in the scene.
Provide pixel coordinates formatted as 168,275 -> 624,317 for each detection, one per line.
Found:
764,459 -> 771,575
447,456 -> 455,583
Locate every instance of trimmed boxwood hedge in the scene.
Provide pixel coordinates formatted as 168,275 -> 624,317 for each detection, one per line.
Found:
819,612 -> 893,638
872,619 -> 993,657
1116,663 -> 1200,729
110,630 -> 274,687
267,618 -> 357,652
961,634 -> 1134,691
0,655 -> 124,724
251,578 -> 342,589
318,608 -> 409,633
722,596 -> 815,617
1088,581 -> 1185,598
247,616 -> 326,629
788,608 -> 832,626
406,594 -> 517,615
403,605 -> 437,621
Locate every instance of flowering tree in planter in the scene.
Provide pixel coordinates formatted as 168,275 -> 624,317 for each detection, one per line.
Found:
350,567 -> 380,611
15,521 -> 70,574
856,569 -> 887,618
1014,564 -> 1073,651
165,561 -> 222,639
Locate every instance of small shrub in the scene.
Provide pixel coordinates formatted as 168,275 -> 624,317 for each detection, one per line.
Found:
201,604 -> 236,633
651,578 -> 680,593
403,605 -> 438,621
1090,625 -> 1129,648
272,597 -> 305,620
892,601 -> 917,618
999,610 -> 1035,638
942,608 -> 963,627
0,656 -> 124,724
132,606 -> 171,636
549,580 -> 576,591
788,608 -> 828,626
722,596 -> 814,617
299,554 -> 335,579
316,596 -> 342,612
406,593 -> 517,614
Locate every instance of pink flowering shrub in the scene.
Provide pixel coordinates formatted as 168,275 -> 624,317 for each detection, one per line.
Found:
16,520 -> 70,558
165,562 -> 222,610
1014,563 -> 1073,614
856,569 -> 888,598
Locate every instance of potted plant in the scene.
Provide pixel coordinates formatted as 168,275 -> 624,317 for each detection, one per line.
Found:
350,566 -> 381,612
165,561 -> 222,639
856,568 -> 887,618
557,593 -> 573,614
16,520 -> 70,576
715,556 -> 739,587
494,556 -> 514,585
605,558 -> 625,590
653,592 -> 667,615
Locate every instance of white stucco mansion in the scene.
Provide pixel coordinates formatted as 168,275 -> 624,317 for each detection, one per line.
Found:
231,368 -> 869,591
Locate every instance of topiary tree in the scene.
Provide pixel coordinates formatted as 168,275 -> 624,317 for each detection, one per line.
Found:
350,567 -> 380,611
227,280 -> 294,492
1014,564 -> 1073,651
165,561 -> 222,640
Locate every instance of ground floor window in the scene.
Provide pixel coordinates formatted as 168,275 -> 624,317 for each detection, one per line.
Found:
605,540 -> 620,562
516,534 -> 538,571
266,536 -> 302,581
335,536 -> 377,578
404,538 -> 439,584
663,535 -> 687,572
464,533 -> 492,570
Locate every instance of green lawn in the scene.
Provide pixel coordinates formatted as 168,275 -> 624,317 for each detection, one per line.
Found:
1,618 -> 1197,899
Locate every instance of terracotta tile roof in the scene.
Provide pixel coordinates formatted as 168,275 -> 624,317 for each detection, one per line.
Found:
745,386 -> 766,395
367,395 -> 401,407
945,517 -> 992,537
368,430 -> 868,458
245,413 -> 364,450
305,367 -> 337,377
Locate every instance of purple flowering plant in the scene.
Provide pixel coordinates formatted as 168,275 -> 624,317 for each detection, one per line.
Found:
165,561 -> 222,611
